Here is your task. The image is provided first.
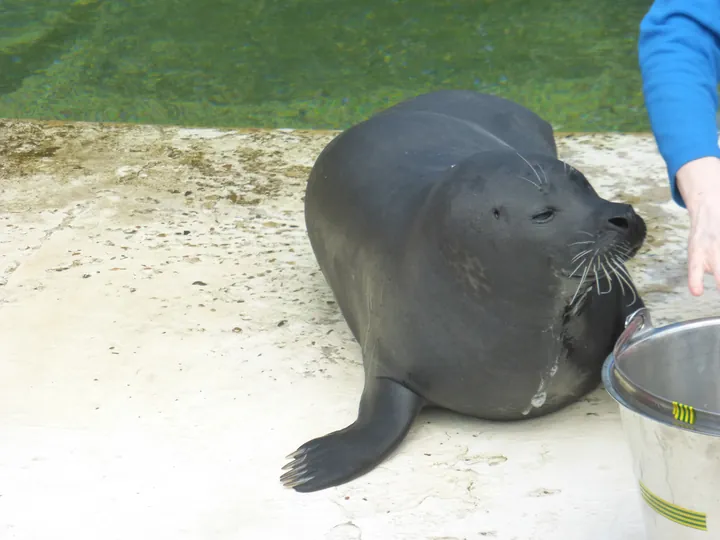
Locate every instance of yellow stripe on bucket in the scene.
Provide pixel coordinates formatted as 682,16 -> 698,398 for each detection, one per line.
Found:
639,481 -> 707,531
672,401 -> 696,424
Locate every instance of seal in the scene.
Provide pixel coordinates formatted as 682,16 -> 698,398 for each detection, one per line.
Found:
280,89 -> 647,493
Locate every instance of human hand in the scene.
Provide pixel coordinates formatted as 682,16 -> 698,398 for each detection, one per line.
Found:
676,156 -> 720,296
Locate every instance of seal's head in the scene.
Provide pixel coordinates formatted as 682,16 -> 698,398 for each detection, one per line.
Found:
423,149 -> 646,299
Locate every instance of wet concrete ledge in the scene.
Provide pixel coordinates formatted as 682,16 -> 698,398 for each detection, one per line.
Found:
0,119 -> 717,540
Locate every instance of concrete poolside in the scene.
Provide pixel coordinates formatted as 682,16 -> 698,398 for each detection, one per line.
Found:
1,119 -> 718,540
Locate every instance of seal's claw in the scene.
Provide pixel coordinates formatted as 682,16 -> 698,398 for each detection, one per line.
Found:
285,448 -> 305,460
280,470 -> 309,488
283,474 -> 316,490
280,433 -> 351,492
280,461 -> 309,483
281,456 -> 304,471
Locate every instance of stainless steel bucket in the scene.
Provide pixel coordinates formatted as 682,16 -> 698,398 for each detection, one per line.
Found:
603,307 -> 720,539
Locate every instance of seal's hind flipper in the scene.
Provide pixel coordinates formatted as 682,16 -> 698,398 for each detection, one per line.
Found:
280,377 -> 423,493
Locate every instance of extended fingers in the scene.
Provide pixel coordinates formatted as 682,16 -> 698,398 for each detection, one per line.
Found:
687,237 -> 705,296
686,228 -> 720,295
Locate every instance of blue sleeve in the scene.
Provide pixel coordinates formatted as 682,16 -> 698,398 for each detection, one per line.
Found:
638,0 -> 720,207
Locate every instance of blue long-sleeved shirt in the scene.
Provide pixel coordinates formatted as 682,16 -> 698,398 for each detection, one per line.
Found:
639,0 -> 720,207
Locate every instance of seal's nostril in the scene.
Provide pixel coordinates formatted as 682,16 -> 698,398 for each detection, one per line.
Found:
609,217 -> 629,230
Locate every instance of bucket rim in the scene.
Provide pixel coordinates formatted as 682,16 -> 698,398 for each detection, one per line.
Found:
602,308 -> 720,437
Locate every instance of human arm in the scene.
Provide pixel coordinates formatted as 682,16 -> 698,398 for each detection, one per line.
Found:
676,157 -> 720,295
638,0 -> 720,294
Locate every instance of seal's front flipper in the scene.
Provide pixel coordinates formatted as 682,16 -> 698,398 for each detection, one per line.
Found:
280,377 -> 423,493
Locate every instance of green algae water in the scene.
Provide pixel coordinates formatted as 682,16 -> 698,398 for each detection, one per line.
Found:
0,0 -> 652,132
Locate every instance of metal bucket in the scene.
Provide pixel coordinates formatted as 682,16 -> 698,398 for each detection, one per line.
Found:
603,307 -> 720,539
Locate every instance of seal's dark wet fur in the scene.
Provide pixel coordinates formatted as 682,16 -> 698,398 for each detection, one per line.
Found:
281,90 -> 646,492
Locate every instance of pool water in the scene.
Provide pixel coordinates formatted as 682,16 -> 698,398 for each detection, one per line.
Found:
0,0 -> 652,132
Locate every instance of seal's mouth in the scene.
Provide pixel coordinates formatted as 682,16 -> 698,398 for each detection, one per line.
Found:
561,208 -> 646,306
566,231 -> 644,276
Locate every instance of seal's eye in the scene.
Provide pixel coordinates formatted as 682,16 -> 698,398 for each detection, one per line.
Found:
532,209 -> 555,223
492,208 -> 500,219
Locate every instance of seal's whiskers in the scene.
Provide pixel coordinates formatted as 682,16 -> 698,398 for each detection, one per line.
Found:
570,255 -> 594,305
516,175 -> 540,189
605,254 -> 625,297
569,255 -> 590,278
515,151 -> 544,188
607,251 -> 637,306
613,241 -> 632,257
613,261 -> 637,290
568,240 -> 595,247
610,249 -> 635,280
538,163 -> 549,185
594,261 -> 602,294
568,228 -> 639,303
613,266 -> 637,306
599,260 -> 613,294
571,249 -> 593,263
